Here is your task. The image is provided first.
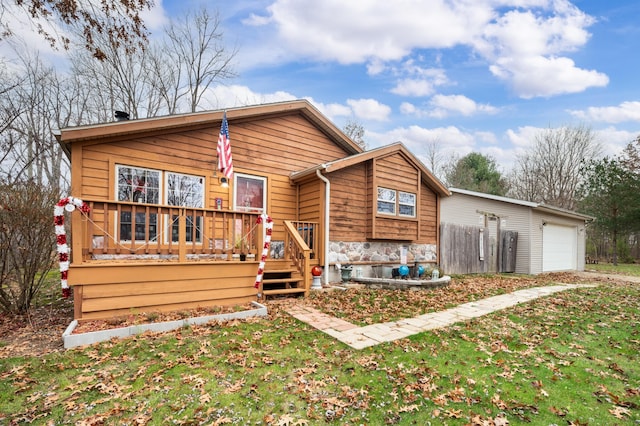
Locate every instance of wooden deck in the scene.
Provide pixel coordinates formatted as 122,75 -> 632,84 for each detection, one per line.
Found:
69,200 -> 317,320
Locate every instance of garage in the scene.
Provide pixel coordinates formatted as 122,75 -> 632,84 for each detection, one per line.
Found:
542,223 -> 577,272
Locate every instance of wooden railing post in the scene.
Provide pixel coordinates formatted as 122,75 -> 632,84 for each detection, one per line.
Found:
178,208 -> 187,262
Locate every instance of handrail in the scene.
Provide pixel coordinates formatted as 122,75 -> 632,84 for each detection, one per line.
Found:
283,220 -> 312,296
76,199 -> 262,263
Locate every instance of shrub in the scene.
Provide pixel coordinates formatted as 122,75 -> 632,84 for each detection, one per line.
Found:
0,180 -> 61,313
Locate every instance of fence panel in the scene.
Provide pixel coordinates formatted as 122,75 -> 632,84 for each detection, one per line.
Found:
440,223 -> 490,274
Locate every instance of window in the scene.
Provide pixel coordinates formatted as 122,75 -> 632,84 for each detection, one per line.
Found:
115,166 -> 205,243
377,187 -> 417,218
117,166 -> 160,241
166,172 -> 204,243
234,173 -> 266,213
117,166 -> 160,204
398,191 -> 416,217
377,187 -> 396,215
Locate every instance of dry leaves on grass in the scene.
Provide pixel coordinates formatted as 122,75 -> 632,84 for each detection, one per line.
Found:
296,272 -> 591,325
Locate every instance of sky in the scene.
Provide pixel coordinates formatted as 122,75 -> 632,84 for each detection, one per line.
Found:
10,0 -> 640,174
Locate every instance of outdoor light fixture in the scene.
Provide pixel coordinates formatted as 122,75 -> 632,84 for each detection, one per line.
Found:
220,177 -> 229,188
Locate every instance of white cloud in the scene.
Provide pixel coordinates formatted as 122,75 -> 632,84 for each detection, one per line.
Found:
391,79 -> 439,97
141,0 -> 170,32
489,55 -> 608,98
246,0 -> 606,97
568,101 -> 640,123
400,95 -> 497,118
308,100 -> 353,120
428,94 -> 498,118
476,2 -> 608,97
259,0 -> 486,64
346,99 -> 392,121
594,127 -> 639,157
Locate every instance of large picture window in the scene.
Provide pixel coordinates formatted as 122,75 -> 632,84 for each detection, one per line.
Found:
115,166 -> 205,243
234,173 -> 266,213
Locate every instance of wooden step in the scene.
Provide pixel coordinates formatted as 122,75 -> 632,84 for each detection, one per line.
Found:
262,288 -> 306,296
262,277 -> 301,285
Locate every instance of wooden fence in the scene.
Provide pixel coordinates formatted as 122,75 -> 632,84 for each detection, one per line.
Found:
440,223 -> 518,274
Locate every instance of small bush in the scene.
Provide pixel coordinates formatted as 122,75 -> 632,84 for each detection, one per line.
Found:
0,180 -> 61,313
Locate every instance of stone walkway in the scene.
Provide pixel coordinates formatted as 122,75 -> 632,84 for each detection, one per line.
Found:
285,284 -> 594,349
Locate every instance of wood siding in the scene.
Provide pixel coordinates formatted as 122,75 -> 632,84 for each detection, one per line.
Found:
66,110 -> 353,319
327,154 -> 438,244
69,262 -> 260,320
329,163 -> 368,241
73,113 -> 350,248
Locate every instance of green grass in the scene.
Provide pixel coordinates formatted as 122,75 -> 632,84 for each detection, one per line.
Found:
1,276 -> 639,424
588,261 -> 640,276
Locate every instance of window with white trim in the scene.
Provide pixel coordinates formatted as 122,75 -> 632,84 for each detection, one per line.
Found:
377,187 -> 396,215
234,173 -> 266,213
398,191 -> 416,217
377,187 -> 417,218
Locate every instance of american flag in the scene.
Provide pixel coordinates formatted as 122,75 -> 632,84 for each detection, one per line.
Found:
217,112 -> 234,179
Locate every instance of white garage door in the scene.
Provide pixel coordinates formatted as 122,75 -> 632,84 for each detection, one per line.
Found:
543,224 -> 577,272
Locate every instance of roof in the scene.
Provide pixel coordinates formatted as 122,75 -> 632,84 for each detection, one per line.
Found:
291,141 -> 450,197
54,99 -> 363,158
448,188 -> 594,221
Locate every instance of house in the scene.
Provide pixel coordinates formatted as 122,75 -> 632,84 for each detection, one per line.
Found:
56,100 -> 448,320
440,188 -> 593,275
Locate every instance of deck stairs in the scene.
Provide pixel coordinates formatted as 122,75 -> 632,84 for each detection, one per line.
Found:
261,260 -> 307,298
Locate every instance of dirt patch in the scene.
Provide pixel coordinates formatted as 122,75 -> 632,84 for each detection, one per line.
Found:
0,298 -> 74,359
72,304 -> 255,335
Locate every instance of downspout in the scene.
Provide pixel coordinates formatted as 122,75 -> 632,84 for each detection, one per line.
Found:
316,167 -> 330,286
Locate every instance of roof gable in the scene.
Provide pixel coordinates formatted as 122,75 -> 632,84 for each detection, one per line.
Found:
55,100 -> 363,158
291,141 -> 449,196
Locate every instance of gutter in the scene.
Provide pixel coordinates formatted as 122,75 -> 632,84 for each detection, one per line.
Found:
316,167 -> 330,286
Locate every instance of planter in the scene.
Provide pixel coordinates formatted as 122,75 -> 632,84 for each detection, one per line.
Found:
240,253 -> 247,261
62,301 -> 268,349
340,265 -> 353,283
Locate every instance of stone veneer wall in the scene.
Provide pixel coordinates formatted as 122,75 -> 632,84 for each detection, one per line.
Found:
327,241 -> 437,282
328,241 -> 437,264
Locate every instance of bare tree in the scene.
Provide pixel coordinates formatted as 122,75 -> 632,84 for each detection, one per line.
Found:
163,8 -> 237,113
423,138 -> 446,181
508,125 -> 601,210
1,0 -> 152,60
342,118 -> 366,149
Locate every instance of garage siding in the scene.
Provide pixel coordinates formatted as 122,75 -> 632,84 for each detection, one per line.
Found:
441,194 -> 532,274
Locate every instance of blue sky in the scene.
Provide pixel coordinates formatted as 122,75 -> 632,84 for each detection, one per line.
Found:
13,0 -> 640,173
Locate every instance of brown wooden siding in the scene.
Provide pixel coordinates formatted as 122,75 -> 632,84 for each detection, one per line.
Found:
73,113 -> 350,249
69,262 -> 259,320
370,153 -> 420,240
419,182 -> 438,245
329,164 -> 368,241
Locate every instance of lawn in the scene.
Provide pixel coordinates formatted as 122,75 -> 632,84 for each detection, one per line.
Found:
1,272 -> 639,425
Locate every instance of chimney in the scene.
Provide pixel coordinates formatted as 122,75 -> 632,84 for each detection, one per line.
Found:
114,111 -> 130,121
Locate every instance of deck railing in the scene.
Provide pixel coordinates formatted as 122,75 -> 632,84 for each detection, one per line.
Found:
73,200 -> 320,267
76,200 -> 263,262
